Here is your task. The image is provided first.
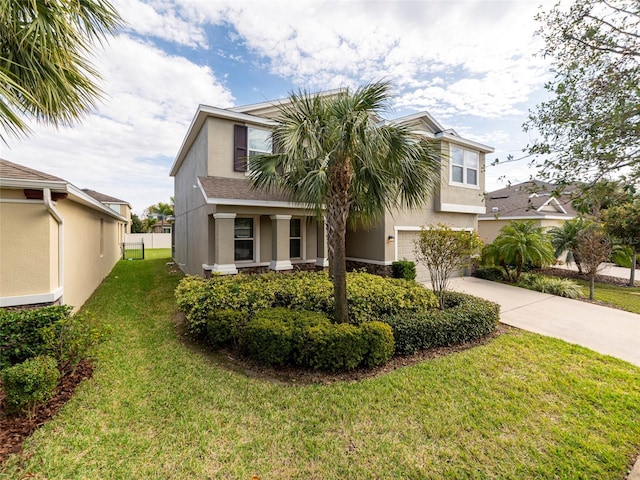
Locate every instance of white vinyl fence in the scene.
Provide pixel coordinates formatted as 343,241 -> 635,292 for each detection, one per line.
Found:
124,233 -> 172,249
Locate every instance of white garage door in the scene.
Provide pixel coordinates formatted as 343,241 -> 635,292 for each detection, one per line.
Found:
397,231 -> 431,283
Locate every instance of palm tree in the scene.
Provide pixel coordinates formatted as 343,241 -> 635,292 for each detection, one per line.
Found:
249,82 -> 441,323
547,218 -> 591,273
1,0 -> 122,141
487,220 -> 556,282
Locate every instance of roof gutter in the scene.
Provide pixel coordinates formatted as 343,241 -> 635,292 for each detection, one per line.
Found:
43,188 -> 64,304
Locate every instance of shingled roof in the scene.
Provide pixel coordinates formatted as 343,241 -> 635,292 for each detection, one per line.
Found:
198,176 -> 293,204
82,188 -> 129,205
0,158 -> 65,183
480,180 -> 578,220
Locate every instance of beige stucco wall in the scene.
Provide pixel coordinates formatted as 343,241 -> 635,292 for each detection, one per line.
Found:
478,218 -> 566,244
57,199 -> 121,311
435,140 -> 486,212
0,190 -> 122,311
0,199 -> 56,297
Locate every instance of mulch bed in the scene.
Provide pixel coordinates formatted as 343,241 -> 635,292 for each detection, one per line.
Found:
0,360 -> 94,464
175,311 -> 510,385
537,267 -> 639,287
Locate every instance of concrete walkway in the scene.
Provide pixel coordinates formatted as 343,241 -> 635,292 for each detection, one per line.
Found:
554,262 -> 639,284
447,276 -> 640,367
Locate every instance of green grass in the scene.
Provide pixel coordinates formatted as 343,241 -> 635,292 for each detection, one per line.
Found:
571,278 -> 640,314
2,250 -> 640,479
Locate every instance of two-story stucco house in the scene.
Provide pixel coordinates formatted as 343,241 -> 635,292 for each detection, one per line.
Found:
170,92 -> 493,283
0,159 -> 129,311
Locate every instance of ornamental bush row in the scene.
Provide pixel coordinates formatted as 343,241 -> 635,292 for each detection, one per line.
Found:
206,308 -> 394,371
383,292 -> 499,355
1,355 -> 60,415
0,305 -> 108,372
175,271 -> 437,334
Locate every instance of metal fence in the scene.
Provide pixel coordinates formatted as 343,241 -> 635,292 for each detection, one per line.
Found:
122,241 -> 145,260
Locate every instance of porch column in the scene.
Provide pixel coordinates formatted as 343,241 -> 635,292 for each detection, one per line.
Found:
269,215 -> 293,271
316,217 -> 329,267
211,213 -> 237,274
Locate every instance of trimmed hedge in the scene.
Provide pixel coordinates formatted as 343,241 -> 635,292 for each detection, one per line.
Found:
176,271 -> 437,334
384,291 -> 499,355
244,308 -> 330,365
474,266 -> 506,282
391,260 -> 417,281
0,306 -> 73,370
234,308 -> 394,372
1,355 -> 60,415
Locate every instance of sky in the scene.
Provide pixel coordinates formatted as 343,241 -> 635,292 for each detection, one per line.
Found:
2,0 -> 557,215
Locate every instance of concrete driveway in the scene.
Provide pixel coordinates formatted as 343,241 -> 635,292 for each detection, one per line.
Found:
447,276 -> 640,367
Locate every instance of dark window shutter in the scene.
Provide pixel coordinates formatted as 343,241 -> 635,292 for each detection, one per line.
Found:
234,124 -> 248,172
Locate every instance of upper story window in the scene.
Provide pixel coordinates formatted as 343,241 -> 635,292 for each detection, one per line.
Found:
450,145 -> 479,188
234,125 -> 272,172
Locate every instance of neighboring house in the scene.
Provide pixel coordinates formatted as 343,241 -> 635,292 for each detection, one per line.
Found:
146,217 -> 172,234
0,159 -> 128,311
478,180 -> 578,244
170,92 -> 494,283
82,188 -> 132,237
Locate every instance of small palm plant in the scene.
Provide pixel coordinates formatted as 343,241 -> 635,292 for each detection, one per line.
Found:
548,218 -> 591,273
483,220 -> 556,283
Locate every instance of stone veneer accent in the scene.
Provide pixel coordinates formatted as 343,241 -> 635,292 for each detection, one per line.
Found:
204,262 -> 325,277
346,260 -> 393,277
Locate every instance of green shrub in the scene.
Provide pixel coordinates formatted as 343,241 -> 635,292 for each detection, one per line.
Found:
359,321 -> 395,367
205,309 -> 247,347
391,260 -> 417,281
384,292 -> 499,355
175,271 -> 437,332
40,312 -> 109,373
346,272 -> 437,324
0,305 -> 73,369
518,273 -> 584,299
474,266 -> 506,281
244,308 -> 330,365
298,322 -> 366,371
1,355 -> 60,416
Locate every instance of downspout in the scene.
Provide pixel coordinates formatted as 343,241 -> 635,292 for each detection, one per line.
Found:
43,188 -> 64,303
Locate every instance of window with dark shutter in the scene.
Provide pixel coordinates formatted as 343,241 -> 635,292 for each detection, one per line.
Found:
234,124 -> 248,172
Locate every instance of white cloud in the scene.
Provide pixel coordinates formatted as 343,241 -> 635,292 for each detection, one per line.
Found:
4,35 -> 234,213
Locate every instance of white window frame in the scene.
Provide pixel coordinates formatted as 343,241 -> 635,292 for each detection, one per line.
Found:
449,145 -> 479,189
289,217 -> 302,259
234,217 -> 255,262
246,127 -> 272,176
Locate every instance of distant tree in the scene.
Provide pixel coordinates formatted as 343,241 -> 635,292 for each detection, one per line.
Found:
525,0 -> 640,185
574,225 -> 612,299
571,180 -> 636,217
414,225 -> 482,309
482,221 -> 556,283
547,218 -> 592,273
130,213 -> 144,233
601,200 -> 640,285
146,201 -> 174,220
142,217 -> 157,233
1,0 -> 122,142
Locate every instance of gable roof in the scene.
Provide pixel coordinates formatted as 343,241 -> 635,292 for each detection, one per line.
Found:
480,180 -> 578,220
82,188 -> 131,207
0,158 -> 66,185
0,159 -> 128,221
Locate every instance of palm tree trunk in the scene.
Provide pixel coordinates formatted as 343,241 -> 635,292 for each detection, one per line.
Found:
328,159 -> 353,324
630,250 -> 637,286
589,275 -> 595,300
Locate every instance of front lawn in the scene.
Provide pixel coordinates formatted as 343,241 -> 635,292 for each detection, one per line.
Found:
571,278 -> 640,314
2,250 -> 639,479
